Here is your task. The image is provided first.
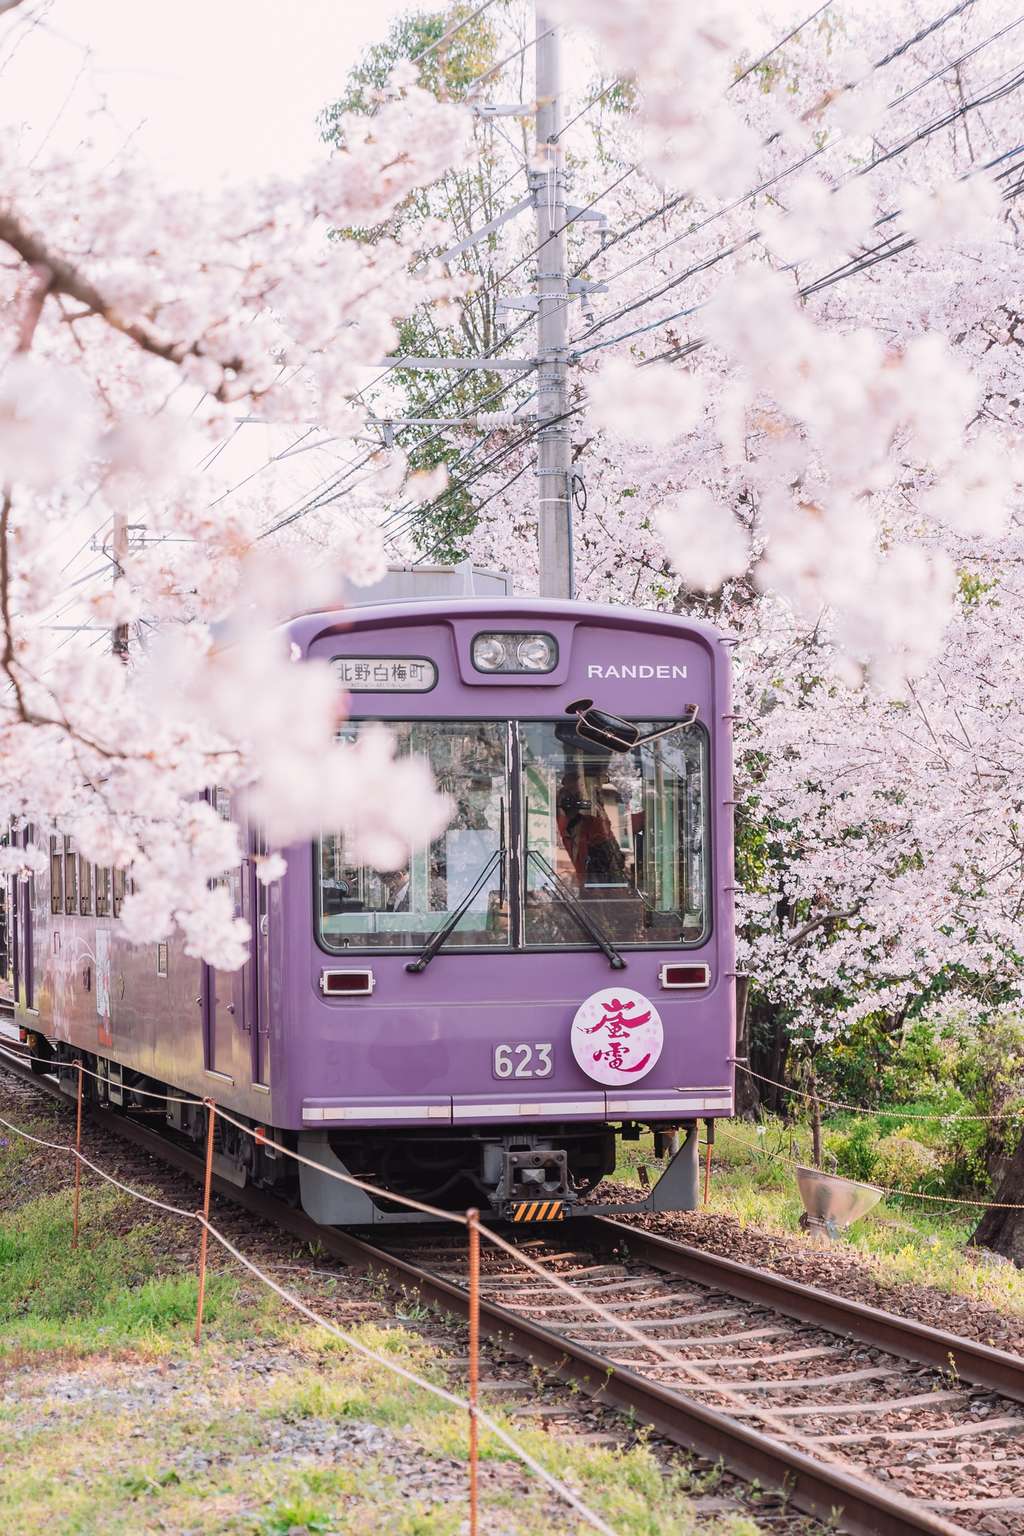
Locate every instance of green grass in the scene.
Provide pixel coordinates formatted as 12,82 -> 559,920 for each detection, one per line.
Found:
0,1330 -> 771,1535
616,1119 -> 1024,1317
0,1180 -> 250,1354
0,1123 -> 774,1533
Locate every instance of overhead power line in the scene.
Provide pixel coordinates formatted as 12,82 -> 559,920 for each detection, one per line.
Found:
573,59 -> 1024,360
636,144 -> 1024,367
558,0 -> 1002,305
731,3 -> 835,89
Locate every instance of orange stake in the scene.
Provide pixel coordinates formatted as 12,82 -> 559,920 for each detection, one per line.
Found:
194,1099 -> 217,1346
703,1118 -> 716,1207
72,1059 -> 84,1249
467,1207 -> 480,1536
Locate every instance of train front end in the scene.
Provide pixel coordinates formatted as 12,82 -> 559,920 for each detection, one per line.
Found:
280,587 -> 735,1225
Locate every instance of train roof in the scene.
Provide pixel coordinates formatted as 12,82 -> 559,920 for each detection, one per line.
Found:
285,594 -> 731,657
275,564 -> 731,658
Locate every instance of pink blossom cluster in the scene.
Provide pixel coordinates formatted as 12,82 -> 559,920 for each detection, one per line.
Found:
463,0 -> 1024,1032
0,51 -> 472,966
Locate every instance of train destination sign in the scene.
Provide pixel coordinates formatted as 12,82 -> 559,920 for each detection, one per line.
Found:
332,657 -> 437,692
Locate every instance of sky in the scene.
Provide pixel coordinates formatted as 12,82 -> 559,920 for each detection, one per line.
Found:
2,0 -> 413,185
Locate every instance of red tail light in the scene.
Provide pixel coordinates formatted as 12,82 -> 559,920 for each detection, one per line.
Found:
320,969 -> 375,996
659,964 -> 710,989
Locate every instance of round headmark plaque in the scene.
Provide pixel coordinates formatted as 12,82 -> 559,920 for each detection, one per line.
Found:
571,987 -> 664,1086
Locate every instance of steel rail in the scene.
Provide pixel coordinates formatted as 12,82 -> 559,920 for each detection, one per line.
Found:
0,1050 -> 989,1536
586,1216 -> 1024,1405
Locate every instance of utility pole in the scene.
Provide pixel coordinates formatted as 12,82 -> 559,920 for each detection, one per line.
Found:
111,511 -> 130,662
533,12 -> 573,601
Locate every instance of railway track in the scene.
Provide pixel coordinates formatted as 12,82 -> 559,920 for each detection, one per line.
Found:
3,1048 -> 1024,1536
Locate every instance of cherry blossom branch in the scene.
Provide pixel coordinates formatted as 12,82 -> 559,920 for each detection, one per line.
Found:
16,263 -> 53,351
785,909 -> 861,949
0,211 -> 244,397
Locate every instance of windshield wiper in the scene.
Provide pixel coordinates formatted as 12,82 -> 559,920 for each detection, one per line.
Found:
527,849 -> 626,970
406,849 -> 505,974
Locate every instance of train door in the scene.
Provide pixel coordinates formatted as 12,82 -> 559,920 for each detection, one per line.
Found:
0,839 -> 8,992
19,836 -> 33,1014
250,838 -> 270,1088
9,873 -> 18,1006
203,790 -> 248,1081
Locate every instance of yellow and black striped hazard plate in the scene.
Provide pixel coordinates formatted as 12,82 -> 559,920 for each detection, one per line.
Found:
509,1199 -> 566,1223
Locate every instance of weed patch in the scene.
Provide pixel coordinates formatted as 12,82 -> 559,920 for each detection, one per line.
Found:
0,1181 -> 246,1354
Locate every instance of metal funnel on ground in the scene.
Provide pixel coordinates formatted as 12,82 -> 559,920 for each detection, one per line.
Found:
795,1164 -> 883,1241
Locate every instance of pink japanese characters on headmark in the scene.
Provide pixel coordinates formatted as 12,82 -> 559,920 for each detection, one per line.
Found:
571,987 -> 664,1086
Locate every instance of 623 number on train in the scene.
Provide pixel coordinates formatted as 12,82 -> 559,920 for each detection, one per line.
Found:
492,1042 -> 554,1079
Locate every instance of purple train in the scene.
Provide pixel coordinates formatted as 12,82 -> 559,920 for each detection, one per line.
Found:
2,569 -> 736,1225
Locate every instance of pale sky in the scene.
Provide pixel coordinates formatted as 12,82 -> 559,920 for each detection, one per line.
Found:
3,0 -> 415,185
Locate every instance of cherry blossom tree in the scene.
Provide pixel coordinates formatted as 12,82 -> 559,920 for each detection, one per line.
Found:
450,0 -> 1024,1037
0,10 -> 472,965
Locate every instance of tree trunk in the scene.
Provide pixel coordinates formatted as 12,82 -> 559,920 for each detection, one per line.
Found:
759,1004 -> 790,1117
734,974 -> 760,1117
971,1134 -> 1024,1265
808,1067 -> 823,1170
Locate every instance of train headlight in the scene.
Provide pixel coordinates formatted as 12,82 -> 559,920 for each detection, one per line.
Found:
472,634 -> 510,671
516,633 -> 557,671
472,632 -> 558,673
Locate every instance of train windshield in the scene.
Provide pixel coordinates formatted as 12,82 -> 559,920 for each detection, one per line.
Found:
319,722 -> 509,951
317,719 -> 709,953
521,721 -> 708,947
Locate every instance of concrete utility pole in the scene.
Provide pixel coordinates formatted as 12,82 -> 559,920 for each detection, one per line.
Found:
111,511 -> 130,662
533,12 -> 574,601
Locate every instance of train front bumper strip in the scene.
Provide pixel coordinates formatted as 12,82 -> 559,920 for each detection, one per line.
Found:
301,1091 -> 734,1124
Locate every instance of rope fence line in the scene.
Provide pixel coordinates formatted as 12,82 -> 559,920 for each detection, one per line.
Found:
197,1216 -> 619,1536
6,1037 -> 1024,1522
1,1049 -> 907,1507
737,1064 -> 1024,1124
153,1096 -> 882,1458
212,1103 -> 889,1458
0,1076 -> 617,1536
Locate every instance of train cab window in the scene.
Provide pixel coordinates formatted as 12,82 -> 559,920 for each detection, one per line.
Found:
64,836 -> 78,915
95,865 -> 111,917
319,721 -> 509,952
50,835 -> 63,914
80,859 -> 92,917
521,720 -> 709,948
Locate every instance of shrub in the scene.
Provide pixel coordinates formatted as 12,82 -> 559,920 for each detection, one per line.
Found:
872,1133 -> 936,1189
829,1119 -> 880,1183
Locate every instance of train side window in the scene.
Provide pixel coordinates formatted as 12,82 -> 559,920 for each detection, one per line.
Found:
112,867 -> 126,917
80,859 -> 93,917
95,866 -> 111,917
64,836 -> 78,915
50,836 -> 63,915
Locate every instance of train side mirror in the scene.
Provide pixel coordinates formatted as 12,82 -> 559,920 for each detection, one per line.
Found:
564,699 -> 640,752
565,699 -> 699,753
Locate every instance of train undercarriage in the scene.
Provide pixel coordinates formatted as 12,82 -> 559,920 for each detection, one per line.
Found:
26,1036 -> 700,1225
